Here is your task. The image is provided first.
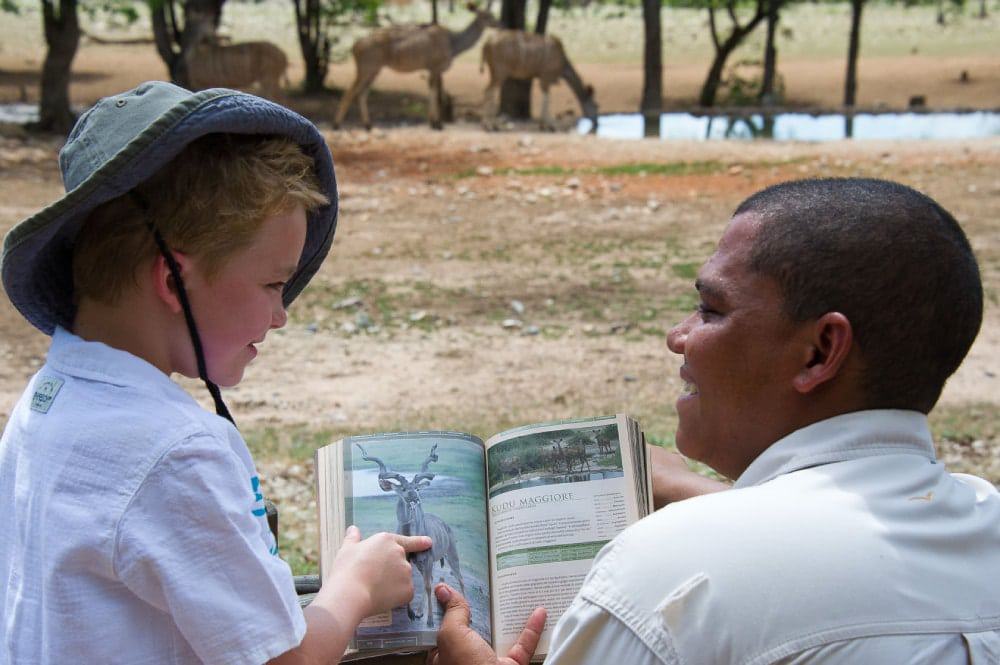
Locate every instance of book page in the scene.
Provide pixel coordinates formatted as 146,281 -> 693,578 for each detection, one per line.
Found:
319,431 -> 492,655
485,415 -> 641,658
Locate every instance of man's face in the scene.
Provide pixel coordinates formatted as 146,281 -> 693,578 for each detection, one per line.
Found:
666,213 -> 810,479
182,206 -> 308,387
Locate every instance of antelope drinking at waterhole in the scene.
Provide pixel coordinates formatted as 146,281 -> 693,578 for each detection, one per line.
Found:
480,29 -> 599,133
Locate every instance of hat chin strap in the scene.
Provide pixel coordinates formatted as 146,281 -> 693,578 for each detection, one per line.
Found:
129,192 -> 236,427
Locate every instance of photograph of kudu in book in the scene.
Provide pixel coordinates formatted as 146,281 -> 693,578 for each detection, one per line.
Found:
332,432 -> 491,650
356,443 -> 465,626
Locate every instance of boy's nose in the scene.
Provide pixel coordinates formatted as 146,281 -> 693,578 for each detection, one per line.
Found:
666,314 -> 693,355
271,303 -> 288,329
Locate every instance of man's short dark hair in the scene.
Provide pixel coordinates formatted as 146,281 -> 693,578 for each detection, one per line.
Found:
735,178 -> 982,413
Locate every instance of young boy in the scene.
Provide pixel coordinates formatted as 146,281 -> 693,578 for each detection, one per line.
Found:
0,81 -> 430,663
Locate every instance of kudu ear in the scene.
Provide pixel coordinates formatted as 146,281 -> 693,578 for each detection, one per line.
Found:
467,1 -> 477,10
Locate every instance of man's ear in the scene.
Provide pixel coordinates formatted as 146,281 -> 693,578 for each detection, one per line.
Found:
151,252 -> 191,315
793,312 -> 854,394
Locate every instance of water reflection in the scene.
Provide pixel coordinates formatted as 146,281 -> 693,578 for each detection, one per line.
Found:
581,111 -> 1000,141
0,103 -> 40,124
643,113 -> 659,138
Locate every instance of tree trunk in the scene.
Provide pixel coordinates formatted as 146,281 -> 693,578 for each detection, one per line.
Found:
699,42 -> 734,107
500,0 -> 531,119
535,0 -> 552,35
432,0 -> 439,24
759,0 -> 778,104
640,0 -> 662,137
36,0 -> 80,134
844,0 -> 863,107
150,0 -> 224,88
151,0 -> 181,82
699,0 -> 766,107
294,0 -> 328,93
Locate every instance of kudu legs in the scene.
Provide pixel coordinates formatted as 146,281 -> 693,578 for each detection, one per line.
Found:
481,77 -> 503,131
336,67 -> 447,130
335,67 -> 380,130
416,533 -> 466,626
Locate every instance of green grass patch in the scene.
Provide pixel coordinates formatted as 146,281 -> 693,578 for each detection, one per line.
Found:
670,262 -> 700,280
929,402 -> 1000,444
244,424 -> 343,462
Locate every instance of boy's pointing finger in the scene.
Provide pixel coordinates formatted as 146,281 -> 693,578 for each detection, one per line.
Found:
395,534 -> 433,552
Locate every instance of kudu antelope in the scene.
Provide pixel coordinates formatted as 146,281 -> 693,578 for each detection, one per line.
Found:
185,28 -> 288,100
480,30 -> 599,133
357,443 -> 465,626
335,3 -> 500,130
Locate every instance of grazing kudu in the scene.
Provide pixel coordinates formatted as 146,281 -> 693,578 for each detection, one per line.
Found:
480,30 -> 599,133
357,443 -> 465,626
335,3 -> 500,130
185,28 -> 288,100
548,439 -> 568,475
569,439 -> 591,474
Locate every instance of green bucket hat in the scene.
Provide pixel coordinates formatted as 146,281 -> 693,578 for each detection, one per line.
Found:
1,81 -> 338,335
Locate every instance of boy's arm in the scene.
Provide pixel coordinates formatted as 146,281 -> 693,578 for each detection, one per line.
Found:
269,528 -> 431,665
267,602 -> 364,665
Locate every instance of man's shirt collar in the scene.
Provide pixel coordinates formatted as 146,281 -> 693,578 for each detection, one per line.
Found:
734,409 -> 936,489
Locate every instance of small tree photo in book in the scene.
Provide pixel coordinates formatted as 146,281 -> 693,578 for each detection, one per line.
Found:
315,415 -> 652,662
487,423 -> 624,497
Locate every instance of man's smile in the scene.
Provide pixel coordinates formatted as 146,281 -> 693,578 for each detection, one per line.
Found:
679,366 -> 699,396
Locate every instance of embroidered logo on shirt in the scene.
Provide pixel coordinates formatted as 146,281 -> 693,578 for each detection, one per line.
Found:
30,377 -> 64,414
250,475 -> 279,555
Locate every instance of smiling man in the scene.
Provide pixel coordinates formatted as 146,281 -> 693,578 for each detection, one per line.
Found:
431,178 -> 1000,665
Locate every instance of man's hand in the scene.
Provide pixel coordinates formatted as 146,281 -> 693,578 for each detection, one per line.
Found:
649,444 -> 729,509
428,583 -> 546,665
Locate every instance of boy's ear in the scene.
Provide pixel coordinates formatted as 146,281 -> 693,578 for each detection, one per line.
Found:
151,252 -> 192,315
792,312 -> 854,395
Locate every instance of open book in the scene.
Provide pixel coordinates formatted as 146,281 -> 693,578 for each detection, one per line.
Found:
315,414 -> 652,661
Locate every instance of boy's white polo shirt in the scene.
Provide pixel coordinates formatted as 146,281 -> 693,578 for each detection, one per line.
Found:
0,327 -> 306,664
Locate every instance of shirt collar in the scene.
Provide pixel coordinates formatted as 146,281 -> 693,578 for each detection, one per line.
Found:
734,409 -> 936,489
47,326 -> 196,405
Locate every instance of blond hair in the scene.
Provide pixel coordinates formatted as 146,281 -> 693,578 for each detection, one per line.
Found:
72,133 -> 329,305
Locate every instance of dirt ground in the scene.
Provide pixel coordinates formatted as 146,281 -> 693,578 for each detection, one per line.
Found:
2,123 -> 999,575
3,129 -> 998,427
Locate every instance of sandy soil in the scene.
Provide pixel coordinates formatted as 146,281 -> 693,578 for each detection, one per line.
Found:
2,128 -> 998,435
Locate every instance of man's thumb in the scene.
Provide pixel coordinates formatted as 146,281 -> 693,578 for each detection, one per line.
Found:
436,583 -> 471,629
343,524 -> 362,543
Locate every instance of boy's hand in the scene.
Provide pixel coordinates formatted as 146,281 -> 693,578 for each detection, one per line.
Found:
429,583 -> 546,665
323,525 -> 432,619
